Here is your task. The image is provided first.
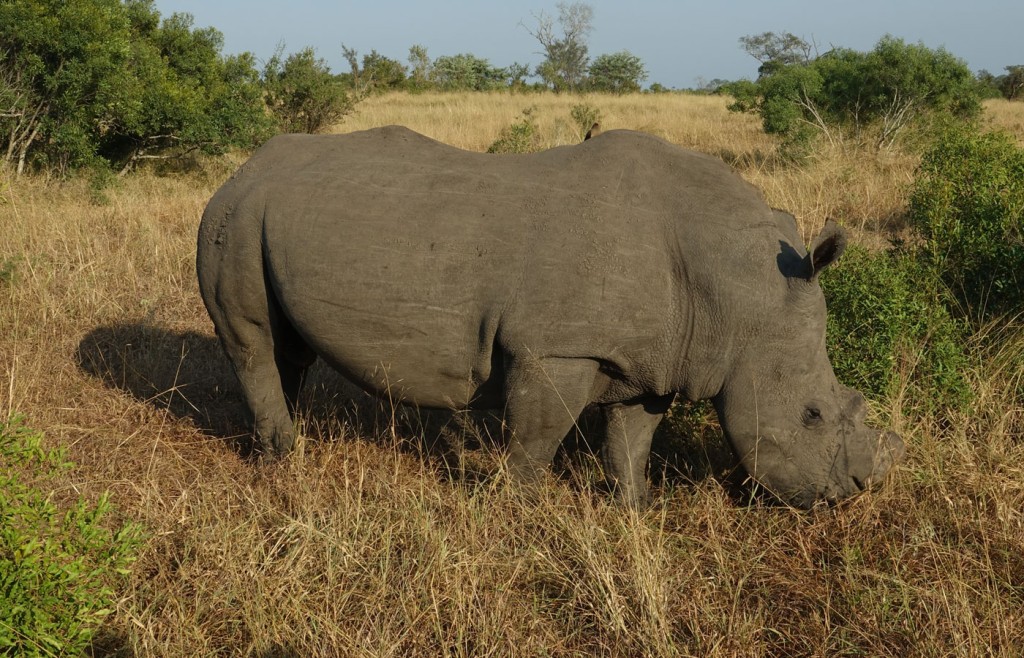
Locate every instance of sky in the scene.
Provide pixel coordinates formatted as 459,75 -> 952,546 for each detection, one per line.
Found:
151,1 -> 1021,89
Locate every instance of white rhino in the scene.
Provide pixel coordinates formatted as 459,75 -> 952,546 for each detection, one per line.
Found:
197,126 -> 903,508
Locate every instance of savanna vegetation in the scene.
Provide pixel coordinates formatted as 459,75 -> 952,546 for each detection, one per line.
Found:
2,1 -> 1024,656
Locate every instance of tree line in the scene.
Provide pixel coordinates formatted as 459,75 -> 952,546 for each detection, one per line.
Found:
1,2 -> 1021,177
0,0 -> 648,175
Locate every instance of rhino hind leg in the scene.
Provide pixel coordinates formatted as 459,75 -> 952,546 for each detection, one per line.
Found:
273,310 -> 317,416
214,298 -> 315,458
502,356 -> 600,488
602,394 -> 675,508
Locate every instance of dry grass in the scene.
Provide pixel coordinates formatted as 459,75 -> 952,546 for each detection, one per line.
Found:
984,98 -> 1024,144
337,91 -> 941,242
2,93 -> 1023,657
335,91 -> 769,155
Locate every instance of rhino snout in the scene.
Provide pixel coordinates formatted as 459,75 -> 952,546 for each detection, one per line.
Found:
847,429 -> 904,495
807,430 -> 905,507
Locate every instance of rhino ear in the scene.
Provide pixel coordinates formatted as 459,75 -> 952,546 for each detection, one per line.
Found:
806,220 -> 847,281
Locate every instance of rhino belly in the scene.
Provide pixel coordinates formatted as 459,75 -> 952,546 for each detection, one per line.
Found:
287,292 -> 498,408
264,221 -> 503,408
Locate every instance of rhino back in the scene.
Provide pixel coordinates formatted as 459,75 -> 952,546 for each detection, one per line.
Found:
239,127 -> 776,404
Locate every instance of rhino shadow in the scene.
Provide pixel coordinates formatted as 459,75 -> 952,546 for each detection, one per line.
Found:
777,241 -> 808,278
77,323 -> 253,451
75,322 -> 427,457
77,323 -> 737,495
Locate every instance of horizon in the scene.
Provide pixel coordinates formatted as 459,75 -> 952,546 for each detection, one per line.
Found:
151,0 -> 1021,89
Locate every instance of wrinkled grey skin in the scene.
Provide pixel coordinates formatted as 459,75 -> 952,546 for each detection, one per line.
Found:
197,126 -> 904,508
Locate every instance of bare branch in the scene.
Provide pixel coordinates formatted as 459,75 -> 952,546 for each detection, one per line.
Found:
795,86 -> 837,146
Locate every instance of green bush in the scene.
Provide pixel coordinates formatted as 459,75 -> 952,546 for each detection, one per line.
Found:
729,36 -> 981,151
487,107 -> 541,154
0,1 -> 274,175
908,125 -> 1024,321
359,50 -> 408,93
0,415 -> 143,657
263,46 -> 360,134
570,103 -> 601,139
822,246 -> 973,416
430,53 -> 510,91
586,51 -> 647,94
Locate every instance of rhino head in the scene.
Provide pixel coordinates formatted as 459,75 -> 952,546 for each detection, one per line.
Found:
711,219 -> 904,508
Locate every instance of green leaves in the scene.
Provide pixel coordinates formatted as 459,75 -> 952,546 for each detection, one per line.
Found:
526,2 -> 594,92
0,415 -> 143,657
729,35 -> 982,151
822,124 -> 1024,419
570,102 -> 600,138
431,53 -> 510,92
587,51 -> 647,94
909,125 -> 1024,320
486,106 -> 540,154
262,46 -> 358,134
0,0 -> 273,175
821,247 -> 973,417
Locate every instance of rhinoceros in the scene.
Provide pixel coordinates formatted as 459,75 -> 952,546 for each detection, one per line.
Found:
197,126 -> 903,508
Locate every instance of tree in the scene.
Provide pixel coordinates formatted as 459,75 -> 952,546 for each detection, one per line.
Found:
739,31 -> 812,77
728,35 -> 982,150
407,44 -> 432,91
341,44 -> 362,88
506,62 -> 531,90
263,46 -> 358,134
0,54 -> 43,175
0,0 -> 272,175
112,11 -> 274,172
587,51 -> 647,93
361,50 -> 407,92
973,69 -> 1005,100
869,38 -> 978,141
1002,65 -> 1024,100
524,2 -> 593,92
0,0 -> 136,173
431,53 -> 508,91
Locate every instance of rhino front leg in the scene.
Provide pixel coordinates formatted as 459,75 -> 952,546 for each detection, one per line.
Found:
502,356 -> 600,488
602,394 -> 675,508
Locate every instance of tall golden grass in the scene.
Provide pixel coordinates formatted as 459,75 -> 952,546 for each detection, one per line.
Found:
1,93 -> 1023,657
337,92 -> 1017,242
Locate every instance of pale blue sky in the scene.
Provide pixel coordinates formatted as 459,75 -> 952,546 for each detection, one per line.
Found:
152,1 -> 1020,89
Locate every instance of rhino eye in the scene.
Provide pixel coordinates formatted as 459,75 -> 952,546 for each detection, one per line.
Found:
802,406 -> 823,426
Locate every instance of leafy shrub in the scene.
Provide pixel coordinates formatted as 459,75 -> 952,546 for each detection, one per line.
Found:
430,53 -> 510,91
263,46 -> 360,134
487,107 -> 541,154
0,256 -> 19,287
570,103 -> 601,139
0,1 -> 274,175
0,415 -> 143,657
908,124 -> 1024,321
587,51 -> 648,94
359,50 -> 408,92
998,65 -> 1024,101
822,246 -> 973,415
729,36 -> 981,151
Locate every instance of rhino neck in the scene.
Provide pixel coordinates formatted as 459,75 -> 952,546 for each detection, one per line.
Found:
665,257 -> 733,404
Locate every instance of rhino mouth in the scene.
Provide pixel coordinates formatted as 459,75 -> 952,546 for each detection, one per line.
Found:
741,429 -> 904,509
